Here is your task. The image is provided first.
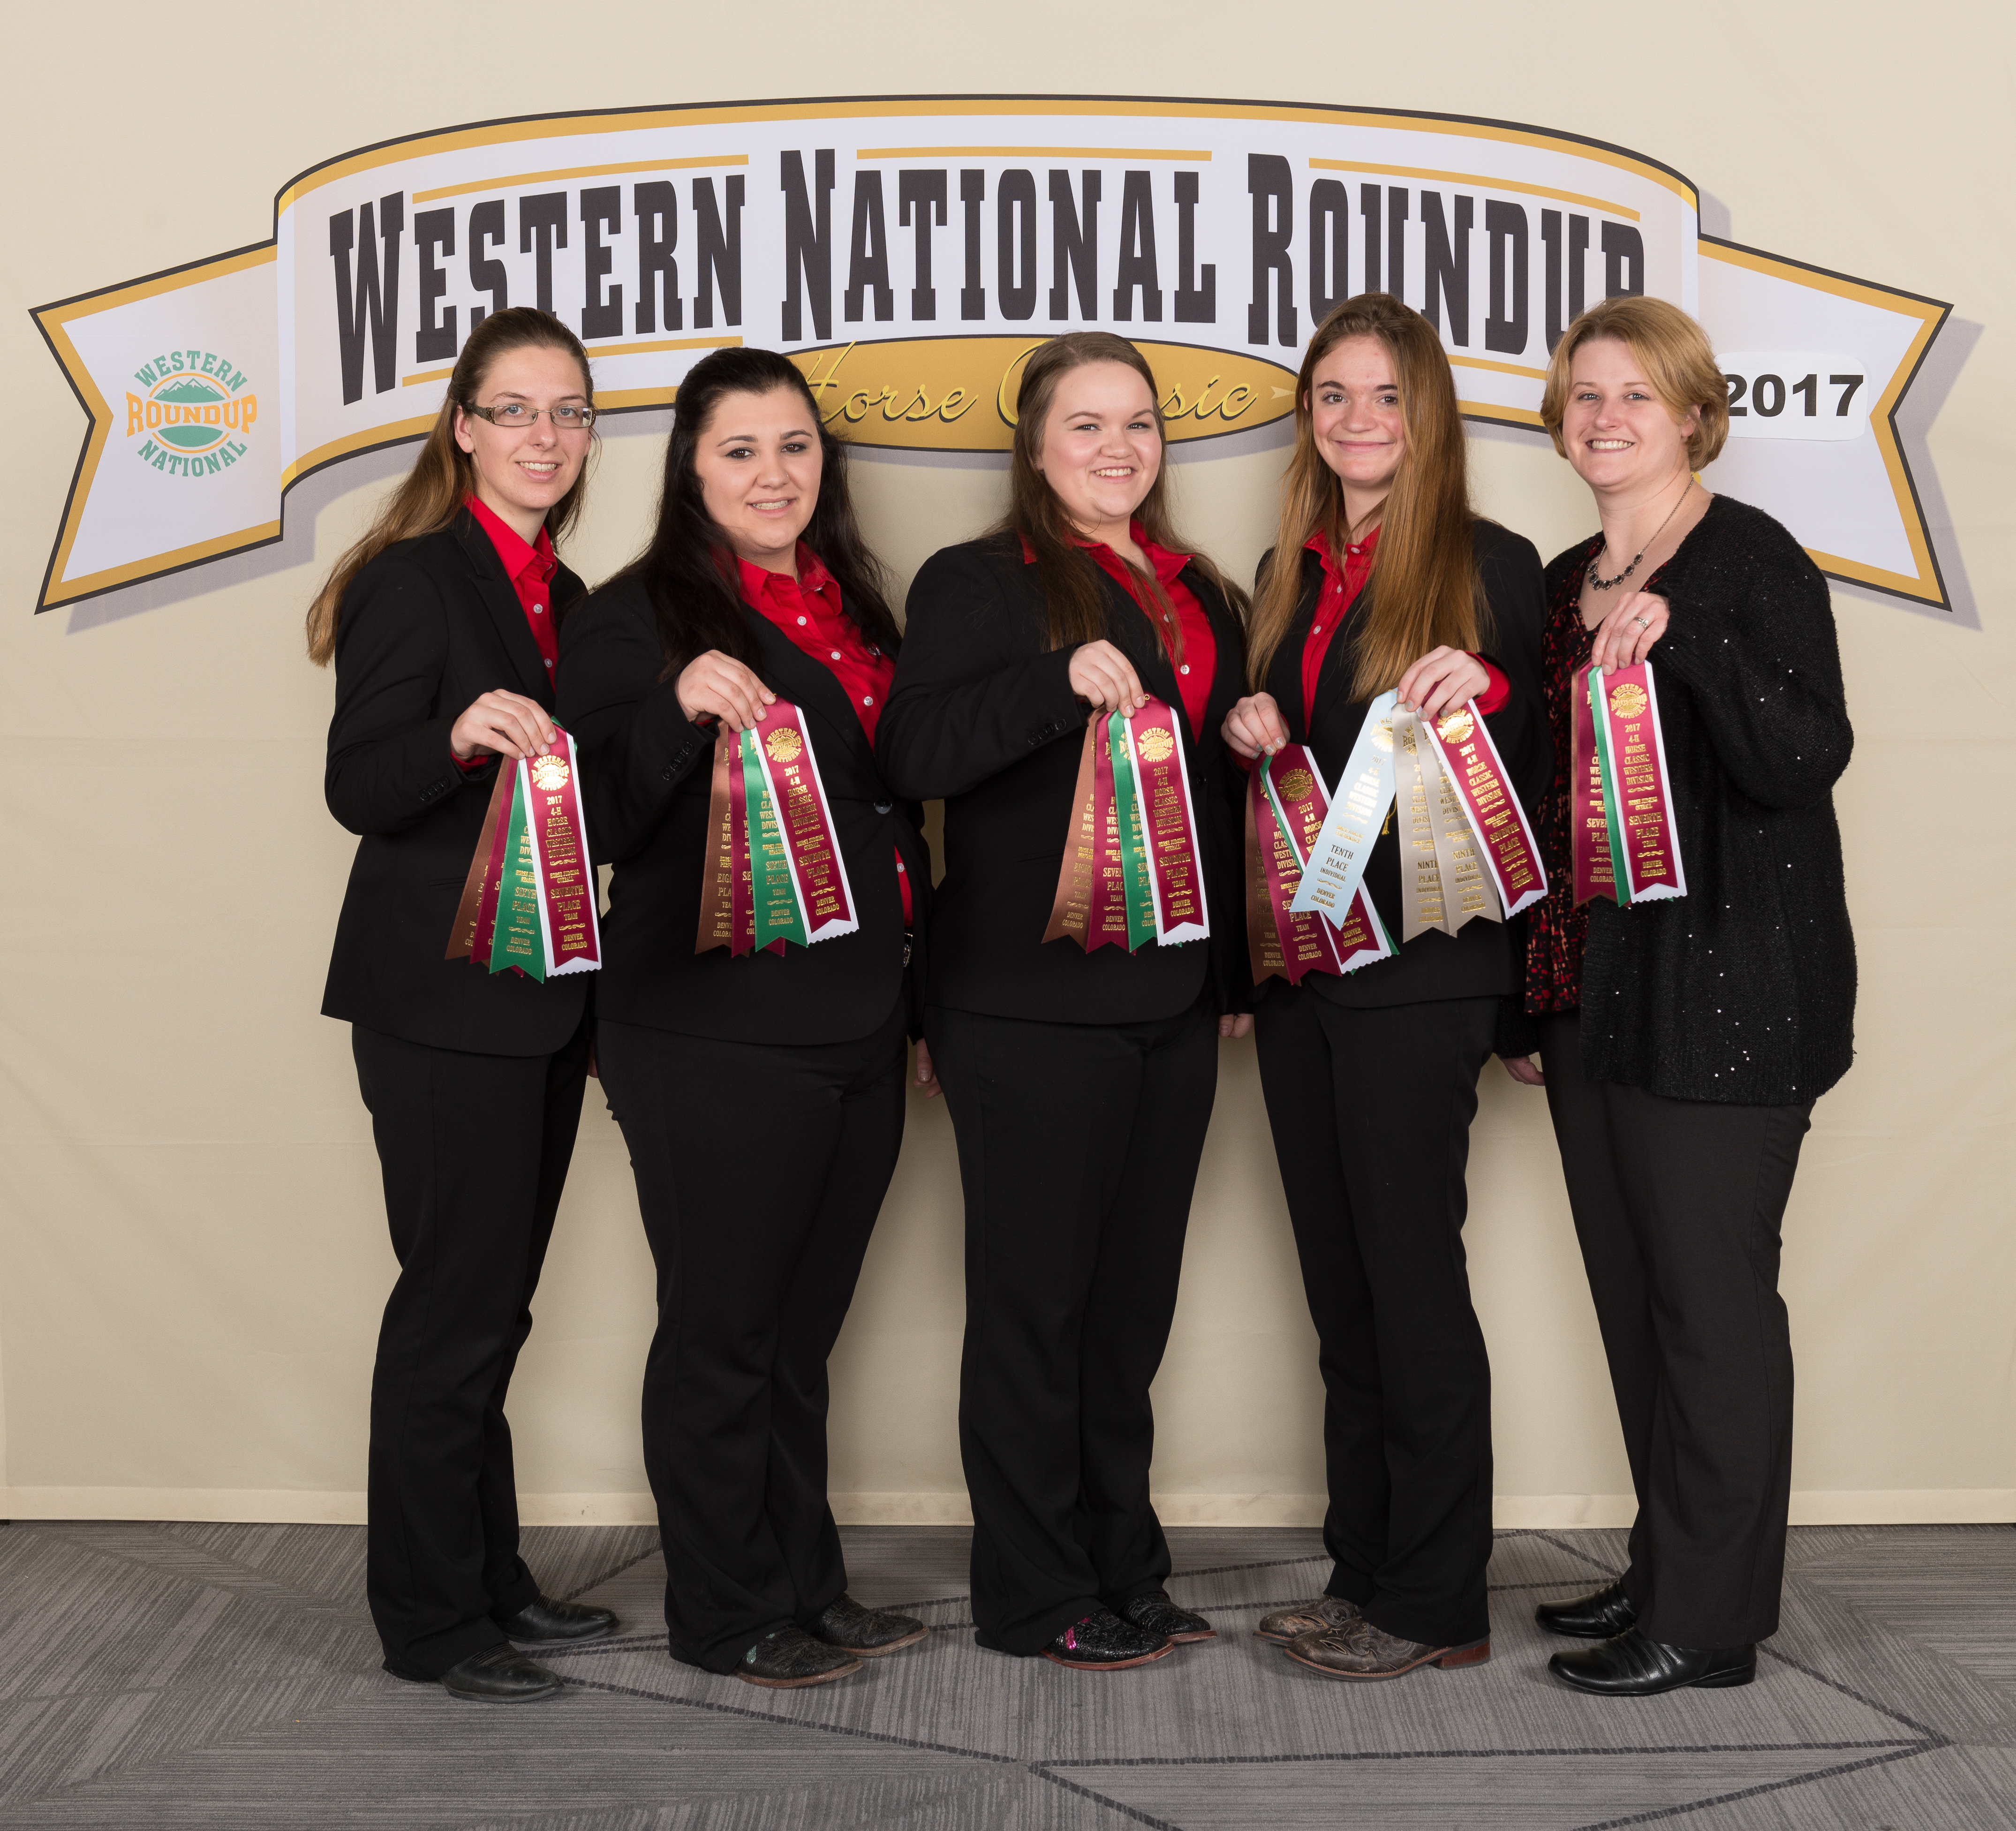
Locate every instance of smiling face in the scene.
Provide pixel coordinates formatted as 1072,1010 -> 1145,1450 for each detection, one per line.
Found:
1306,335 -> 1407,517
452,343 -> 592,540
1034,360 -> 1162,542
692,386 -> 823,573
1561,336 -> 1700,496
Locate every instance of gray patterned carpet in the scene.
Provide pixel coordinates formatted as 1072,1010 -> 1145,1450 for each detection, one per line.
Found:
0,1519 -> 2011,1828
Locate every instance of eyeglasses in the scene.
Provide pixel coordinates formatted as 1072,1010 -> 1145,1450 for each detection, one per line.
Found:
465,401 -> 597,431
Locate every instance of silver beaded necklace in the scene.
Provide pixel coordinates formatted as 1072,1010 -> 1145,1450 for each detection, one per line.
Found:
1588,480 -> 1690,592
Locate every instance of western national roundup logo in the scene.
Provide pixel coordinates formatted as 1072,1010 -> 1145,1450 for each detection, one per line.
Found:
30,94 -> 1952,613
125,351 -> 258,478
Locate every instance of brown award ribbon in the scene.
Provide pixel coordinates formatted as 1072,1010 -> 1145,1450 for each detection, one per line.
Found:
1043,719 -> 1100,945
445,763 -> 514,960
696,731 -> 738,953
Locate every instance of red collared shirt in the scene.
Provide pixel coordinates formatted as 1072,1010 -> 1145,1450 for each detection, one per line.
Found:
1299,525 -> 1508,722
736,545 -> 910,922
1061,523 -> 1217,738
455,495 -> 561,771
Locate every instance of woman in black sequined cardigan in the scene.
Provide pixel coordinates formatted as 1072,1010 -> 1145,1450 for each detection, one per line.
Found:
1507,297 -> 1856,1699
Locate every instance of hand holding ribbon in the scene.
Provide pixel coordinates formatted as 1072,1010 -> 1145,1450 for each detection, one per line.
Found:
1587,590 -> 1670,672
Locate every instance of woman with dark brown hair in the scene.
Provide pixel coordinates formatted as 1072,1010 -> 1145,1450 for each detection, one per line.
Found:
879,331 -> 1249,1672
313,307 -> 614,1703
558,347 -> 931,1690
1222,293 -> 1550,1683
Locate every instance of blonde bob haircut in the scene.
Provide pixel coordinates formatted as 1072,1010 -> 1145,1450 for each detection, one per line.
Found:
1540,295 -> 1731,471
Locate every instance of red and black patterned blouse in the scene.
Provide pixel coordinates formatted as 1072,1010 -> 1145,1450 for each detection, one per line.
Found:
1524,535 -> 1604,1015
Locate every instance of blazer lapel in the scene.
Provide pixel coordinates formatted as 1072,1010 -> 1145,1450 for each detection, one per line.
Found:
454,512 -> 553,704
748,611 -> 877,781
1310,570 -> 1370,737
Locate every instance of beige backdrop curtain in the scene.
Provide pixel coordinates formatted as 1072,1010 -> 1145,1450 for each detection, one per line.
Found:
4,0 -> 2011,1528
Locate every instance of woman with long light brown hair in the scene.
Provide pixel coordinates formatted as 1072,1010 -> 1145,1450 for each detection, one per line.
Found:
1222,293 -> 1551,1683
880,332 -> 1249,1673
313,306 -> 614,1704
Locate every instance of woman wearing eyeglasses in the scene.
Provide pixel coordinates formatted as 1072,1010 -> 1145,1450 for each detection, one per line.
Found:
311,307 -> 613,1705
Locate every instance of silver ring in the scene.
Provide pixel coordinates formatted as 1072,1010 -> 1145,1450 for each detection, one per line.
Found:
1631,616 -> 1651,629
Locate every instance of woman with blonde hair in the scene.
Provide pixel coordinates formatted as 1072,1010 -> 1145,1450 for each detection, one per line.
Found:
313,307 -> 612,1703
880,332 -> 1250,1672
1510,295 -> 1854,1696
1221,292 -> 1550,1682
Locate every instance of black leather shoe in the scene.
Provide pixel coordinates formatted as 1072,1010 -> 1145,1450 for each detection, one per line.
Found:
1042,1607 -> 1173,1671
401,1644 -> 564,1702
738,1625 -> 864,1688
811,1592 -> 929,1656
1535,1578 -> 1638,1641
1119,1590 -> 1216,1643
1549,1627 -> 1756,1696
495,1595 -> 617,1644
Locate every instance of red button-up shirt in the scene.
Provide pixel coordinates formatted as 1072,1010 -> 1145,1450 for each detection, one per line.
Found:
736,545 -> 910,922
455,496 -> 560,772
1298,525 -> 1508,722
1053,523 -> 1217,738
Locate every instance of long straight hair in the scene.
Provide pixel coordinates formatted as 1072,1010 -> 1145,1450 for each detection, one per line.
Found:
612,347 -> 899,679
1246,294 -> 1483,696
999,332 -> 1246,653
305,308 -> 594,665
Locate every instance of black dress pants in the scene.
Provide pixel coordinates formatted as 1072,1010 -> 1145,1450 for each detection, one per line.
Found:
353,1014 -> 591,1678
1253,988 -> 1497,1649
596,1000 -> 908,1674
929,995 -> 1218,1655
1538,1012 -> 1811,1649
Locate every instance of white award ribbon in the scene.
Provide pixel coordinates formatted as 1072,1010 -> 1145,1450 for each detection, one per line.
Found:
1290,690 -> 1398,922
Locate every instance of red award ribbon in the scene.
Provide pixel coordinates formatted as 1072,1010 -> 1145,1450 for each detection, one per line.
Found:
750,702 -> 859,943
1422,702 -> 1546,918
466,765 -> 519,968
522,730 -> 601,976
446,764 -> 514,961
1571,670 -> 1619,905
1126,700 -> 1208,946
1247,749 -> 1347,984
1087,715 -> 1132,951
1591,662 -> 1687,901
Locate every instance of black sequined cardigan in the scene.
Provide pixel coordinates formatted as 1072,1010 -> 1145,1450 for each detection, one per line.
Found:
1533,493 -> 1857,1106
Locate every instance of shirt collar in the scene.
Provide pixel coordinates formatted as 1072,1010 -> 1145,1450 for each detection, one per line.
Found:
735,543 -> 833,605
1022,520 -> 1191,586
464,493 -> 554,584
1305,522 -> 1380,576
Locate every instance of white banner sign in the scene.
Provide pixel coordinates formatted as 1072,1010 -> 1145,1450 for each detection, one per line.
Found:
32,96 -> 1950,611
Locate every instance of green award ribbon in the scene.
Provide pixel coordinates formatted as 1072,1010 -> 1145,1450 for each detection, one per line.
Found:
488,765 -> 547,982
1108,712 -> 1156,951
741,728 -> 809,950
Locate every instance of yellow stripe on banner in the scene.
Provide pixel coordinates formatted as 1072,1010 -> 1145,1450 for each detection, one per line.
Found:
411,154 -> 748,204
1309,159 -> 1640,222
1449,353 -> 1550,381
1457,400 -> 1546,429
403,367 -> 454,387
283,416 -> 438,488
855,146 -> 1212,161
278,101 -> 1698,212
584,335 -> 742,360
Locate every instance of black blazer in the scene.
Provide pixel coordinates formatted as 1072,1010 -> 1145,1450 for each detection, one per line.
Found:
1258,519 -> 1551,1009
321,511 -> 589,1056
878,533 -> 1248,1026
556,573 -> 929,1045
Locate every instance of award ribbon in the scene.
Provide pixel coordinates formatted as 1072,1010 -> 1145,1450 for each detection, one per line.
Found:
1290,691 -> 1398,923
1570,671 -> 1618,904
1420,702 -> 1548,918
1245,745 -> 1391,984
749,702 -> 860,944
1044,700 -> 1209,952
521,733 -> 601,976
1585,662 -> 1687,903
445,727 -> 602,980
696,704 -> 856,955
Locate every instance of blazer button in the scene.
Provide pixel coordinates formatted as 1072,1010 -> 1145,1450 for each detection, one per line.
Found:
874,799 -> 893,815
